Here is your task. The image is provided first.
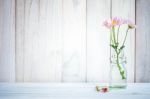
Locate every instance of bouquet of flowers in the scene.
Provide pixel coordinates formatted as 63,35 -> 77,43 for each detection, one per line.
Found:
103,17 -> 136,79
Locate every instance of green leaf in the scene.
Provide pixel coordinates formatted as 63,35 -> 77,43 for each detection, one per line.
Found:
119,45 -> 125,51
110,43 -> 119,49
116,43 -> 119,46
110,44 -> 117,49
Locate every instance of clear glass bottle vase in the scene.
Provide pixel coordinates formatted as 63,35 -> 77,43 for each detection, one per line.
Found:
109,49 -> 127,89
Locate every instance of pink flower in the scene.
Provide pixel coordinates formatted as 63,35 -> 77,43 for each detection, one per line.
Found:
95,86 -> 109,93
103,17 -> 136,29
103,19 -> 112,29
103,17 -> 126,29
125,19 -> 136,29
101,87 -> 109,93
111,17 -> 125,26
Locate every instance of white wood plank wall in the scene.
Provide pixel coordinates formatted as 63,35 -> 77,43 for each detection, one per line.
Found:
0,0 -> 145,83
0,0 -> 15,82
16,0 -> 63,82
87,0 -> 110,82
62,0 -> 86,82
136,0 -> 150,82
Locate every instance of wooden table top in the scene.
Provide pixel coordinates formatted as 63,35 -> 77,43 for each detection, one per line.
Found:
0,83 -> 150,99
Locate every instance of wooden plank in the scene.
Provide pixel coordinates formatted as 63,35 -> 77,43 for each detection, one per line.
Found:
0,83 -> 150,99
87,0 -> 111,82
112,0 -> 135,82
62,0 -> 86,82
16,0 -> 63,82
15,0 -> 25,82
0,83 -> 150,95
0,0 -> 15,82
136,0 -> 150,82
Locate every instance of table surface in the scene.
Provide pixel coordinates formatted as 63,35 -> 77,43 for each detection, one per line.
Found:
0,83 -> 150,99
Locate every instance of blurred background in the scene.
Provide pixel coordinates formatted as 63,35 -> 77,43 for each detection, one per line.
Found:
0,0 -> 149,83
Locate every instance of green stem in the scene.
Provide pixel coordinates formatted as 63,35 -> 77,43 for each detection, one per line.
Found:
110,30 -> 114,44
116,52 -> 126,79
112,26 -> 117,45
111,26 -> 127,80
122,28 -> 129,47
117,26 -> 120,43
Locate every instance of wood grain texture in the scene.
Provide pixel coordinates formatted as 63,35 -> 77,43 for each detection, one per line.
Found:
15,0 -> 25,82
16,0 -> 63,82
62,0 -> 86,82
0,0 -> 15,82
1,0 -> 137,82
112,0 -> 135,82
16,0 -> 86,82
0,83 -> 150,99
87,0 -> 111,82
136,0 -> 150,82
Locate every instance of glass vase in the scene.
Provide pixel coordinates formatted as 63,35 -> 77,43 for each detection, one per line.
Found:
109,49 -> 127,89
